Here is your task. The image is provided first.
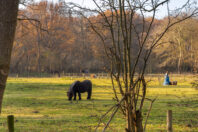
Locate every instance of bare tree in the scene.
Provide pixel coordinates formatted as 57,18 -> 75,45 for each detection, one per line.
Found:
0,0 -> 20,113
153,17 -> 198,73
69,0 -> 198,131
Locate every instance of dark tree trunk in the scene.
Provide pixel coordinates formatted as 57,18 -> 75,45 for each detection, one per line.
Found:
0,0 -> 19,113
134,111 -> 143,132
126,109 -> 143,132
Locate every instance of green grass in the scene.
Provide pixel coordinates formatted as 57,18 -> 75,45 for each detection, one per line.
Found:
0,76 -> 197,132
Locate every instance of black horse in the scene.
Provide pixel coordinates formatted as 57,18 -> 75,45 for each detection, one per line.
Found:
67,80 -> 92,100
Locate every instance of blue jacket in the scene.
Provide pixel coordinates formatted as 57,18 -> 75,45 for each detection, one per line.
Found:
163,74 -> 170,85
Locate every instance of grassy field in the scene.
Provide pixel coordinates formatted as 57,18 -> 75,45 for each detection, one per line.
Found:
0,75 -> 198,132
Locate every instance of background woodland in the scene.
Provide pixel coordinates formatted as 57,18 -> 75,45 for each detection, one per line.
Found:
11,1 -> 198,75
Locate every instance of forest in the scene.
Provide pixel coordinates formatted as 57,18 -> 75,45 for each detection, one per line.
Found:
12,1 -> 198,75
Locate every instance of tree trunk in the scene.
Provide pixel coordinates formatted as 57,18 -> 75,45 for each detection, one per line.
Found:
176,30 -> 183,74
125,100 -> 143,132
36,28 -> 41,74
177,43 -> 182,74
126,112 -> 143,132
134,111 -> 143,132
0,0 -> 19,113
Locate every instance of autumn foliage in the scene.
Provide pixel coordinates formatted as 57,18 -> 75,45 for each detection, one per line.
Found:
11,1 -> 198,75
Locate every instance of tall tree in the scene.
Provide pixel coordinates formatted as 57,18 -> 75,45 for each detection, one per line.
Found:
71,0 -> 198,131
0,0 -> 19,113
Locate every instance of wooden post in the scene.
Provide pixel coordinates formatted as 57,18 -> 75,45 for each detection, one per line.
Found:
167,110 -> 172,132
7,115 -> 14,132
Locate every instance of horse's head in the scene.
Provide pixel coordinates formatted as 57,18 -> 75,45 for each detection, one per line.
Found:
67,91 -> 73,100
67,80 -> 81,100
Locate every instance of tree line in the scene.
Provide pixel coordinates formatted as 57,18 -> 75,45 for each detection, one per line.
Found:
11,1 -> 198,75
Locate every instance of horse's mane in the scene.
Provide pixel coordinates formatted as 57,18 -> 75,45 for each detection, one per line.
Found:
68,81 -> 80,92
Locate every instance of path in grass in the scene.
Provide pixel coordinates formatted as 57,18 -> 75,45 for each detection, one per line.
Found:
0,76 -> 197,131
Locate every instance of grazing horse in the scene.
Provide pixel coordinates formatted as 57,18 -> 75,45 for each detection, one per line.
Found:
67,80 -> 92,100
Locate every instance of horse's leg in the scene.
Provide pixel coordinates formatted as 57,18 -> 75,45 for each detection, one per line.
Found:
87,88 -> 92,100
73,92 -> 77,100
78,92 -> 81,100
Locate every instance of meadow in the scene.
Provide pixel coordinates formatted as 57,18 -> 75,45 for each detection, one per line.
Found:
0,75 -> 198,132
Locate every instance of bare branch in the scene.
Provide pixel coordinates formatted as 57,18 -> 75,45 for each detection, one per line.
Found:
143,98 -> 157,132
95,96 -> 125,132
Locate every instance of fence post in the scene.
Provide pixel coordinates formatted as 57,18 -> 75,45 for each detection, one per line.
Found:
167,110 -> 172,132
7,115 -> 14,132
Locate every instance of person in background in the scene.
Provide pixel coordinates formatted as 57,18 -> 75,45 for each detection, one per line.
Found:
163,71 -> 171,85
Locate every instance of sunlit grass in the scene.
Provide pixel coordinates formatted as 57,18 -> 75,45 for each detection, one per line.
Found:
0,75 -> 197,131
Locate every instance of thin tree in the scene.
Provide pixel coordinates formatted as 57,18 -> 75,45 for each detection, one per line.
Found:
0,0 -> 20,113
69,0 -> 198,131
